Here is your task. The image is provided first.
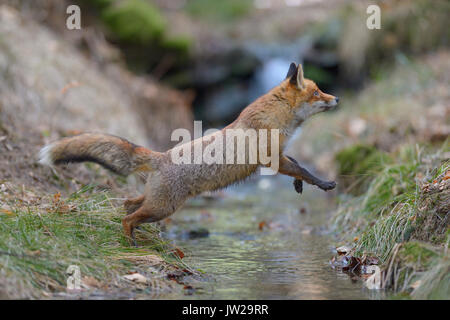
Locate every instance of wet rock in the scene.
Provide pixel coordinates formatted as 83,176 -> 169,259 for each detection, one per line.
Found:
187,228 -> 210,239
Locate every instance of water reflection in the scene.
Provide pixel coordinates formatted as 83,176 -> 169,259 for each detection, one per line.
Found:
163,175 -> 378,300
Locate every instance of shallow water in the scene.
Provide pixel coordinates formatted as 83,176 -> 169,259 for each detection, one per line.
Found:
163,175 -> 382,300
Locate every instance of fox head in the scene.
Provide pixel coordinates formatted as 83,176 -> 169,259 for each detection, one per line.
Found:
283,62 -> 339,122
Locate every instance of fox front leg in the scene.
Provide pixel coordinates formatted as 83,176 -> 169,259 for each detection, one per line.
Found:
293,179 -> 303,194
281,156 -> 336,192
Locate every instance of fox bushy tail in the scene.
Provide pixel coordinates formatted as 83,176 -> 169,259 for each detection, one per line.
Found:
39,133 -> 162,176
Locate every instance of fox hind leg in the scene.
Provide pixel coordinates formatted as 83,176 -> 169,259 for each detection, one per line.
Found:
124,195 -> 145,215
122,204 -> 175,246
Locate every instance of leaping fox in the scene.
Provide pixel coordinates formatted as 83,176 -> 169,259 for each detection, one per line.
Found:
39,63 -> 338,245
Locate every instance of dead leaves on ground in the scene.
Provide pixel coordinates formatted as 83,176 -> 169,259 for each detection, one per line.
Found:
48,192 -> 77,214
117,252 -> 198,295
170,248 -> 185,260
0,206 -> 14,216
421,169 -> 450,193
123,272 -> 149,284
331,245 -> 381,289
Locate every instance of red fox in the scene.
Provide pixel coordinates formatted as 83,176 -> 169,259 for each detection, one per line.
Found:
39,63 -> 338,245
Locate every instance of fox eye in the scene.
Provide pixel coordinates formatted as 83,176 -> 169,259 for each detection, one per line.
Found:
313,90 -> 319,97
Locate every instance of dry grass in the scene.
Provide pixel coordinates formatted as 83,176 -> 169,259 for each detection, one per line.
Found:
0,184 -> 193,299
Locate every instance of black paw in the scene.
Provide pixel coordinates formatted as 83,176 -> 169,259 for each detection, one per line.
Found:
318,180 -> 336,191
293,179 -> 303,194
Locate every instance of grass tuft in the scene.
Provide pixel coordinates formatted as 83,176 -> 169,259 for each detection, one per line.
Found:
330,142 -> 449,298
0,185 -> 186,298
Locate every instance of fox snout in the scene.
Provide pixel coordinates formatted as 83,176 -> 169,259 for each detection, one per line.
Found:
324,96 -> 339,110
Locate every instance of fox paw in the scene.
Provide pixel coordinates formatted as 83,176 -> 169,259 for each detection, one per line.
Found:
293,179 -> 303,194
318,181 -> 336,191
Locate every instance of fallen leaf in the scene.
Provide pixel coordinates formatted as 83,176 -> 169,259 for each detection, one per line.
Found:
123,273 -> 148,284
27,250 -> 41,256
443,170 -> 450,181
258,221 -> 267,231
0,208 -> 14,215
82,276 -> 102,288
362,255 -> 380,266
336,245 -> 352,255
342,255 -> 362,273
172,248 -> 185,259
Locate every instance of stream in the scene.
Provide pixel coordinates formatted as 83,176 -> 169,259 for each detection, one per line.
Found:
162,174 -> 383,300
157,40 -> 379,299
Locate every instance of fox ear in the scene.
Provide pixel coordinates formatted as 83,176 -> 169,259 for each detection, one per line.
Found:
287,63 -> 305,90
295,64 -> 306,90
285,62 -> 297,80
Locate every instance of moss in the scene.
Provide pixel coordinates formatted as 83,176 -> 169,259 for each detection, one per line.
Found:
390,292 -> 412,300
78,0 -> 192,72
399,242 -> 439,268
161,36 -> 192,55
382,242 -> 444,297
411,253 -> 450,299
101,0 -> 166,45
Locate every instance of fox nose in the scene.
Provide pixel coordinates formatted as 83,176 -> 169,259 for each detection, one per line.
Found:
335,97 -> 339,103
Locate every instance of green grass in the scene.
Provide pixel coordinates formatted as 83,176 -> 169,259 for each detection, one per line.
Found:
411,251 -> 450,299
330,142 -> 449,298
335,144 -> 392,194
0,185 -> 185,298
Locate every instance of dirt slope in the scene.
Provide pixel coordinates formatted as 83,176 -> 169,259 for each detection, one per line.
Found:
0,5 -> 192,193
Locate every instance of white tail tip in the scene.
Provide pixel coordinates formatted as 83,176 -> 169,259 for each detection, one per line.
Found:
38,144 -> 54,166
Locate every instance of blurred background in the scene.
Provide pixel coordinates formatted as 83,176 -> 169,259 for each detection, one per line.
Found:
2,0 -> 448,178
1,0 -> 448,154
0,0 -> 448,300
